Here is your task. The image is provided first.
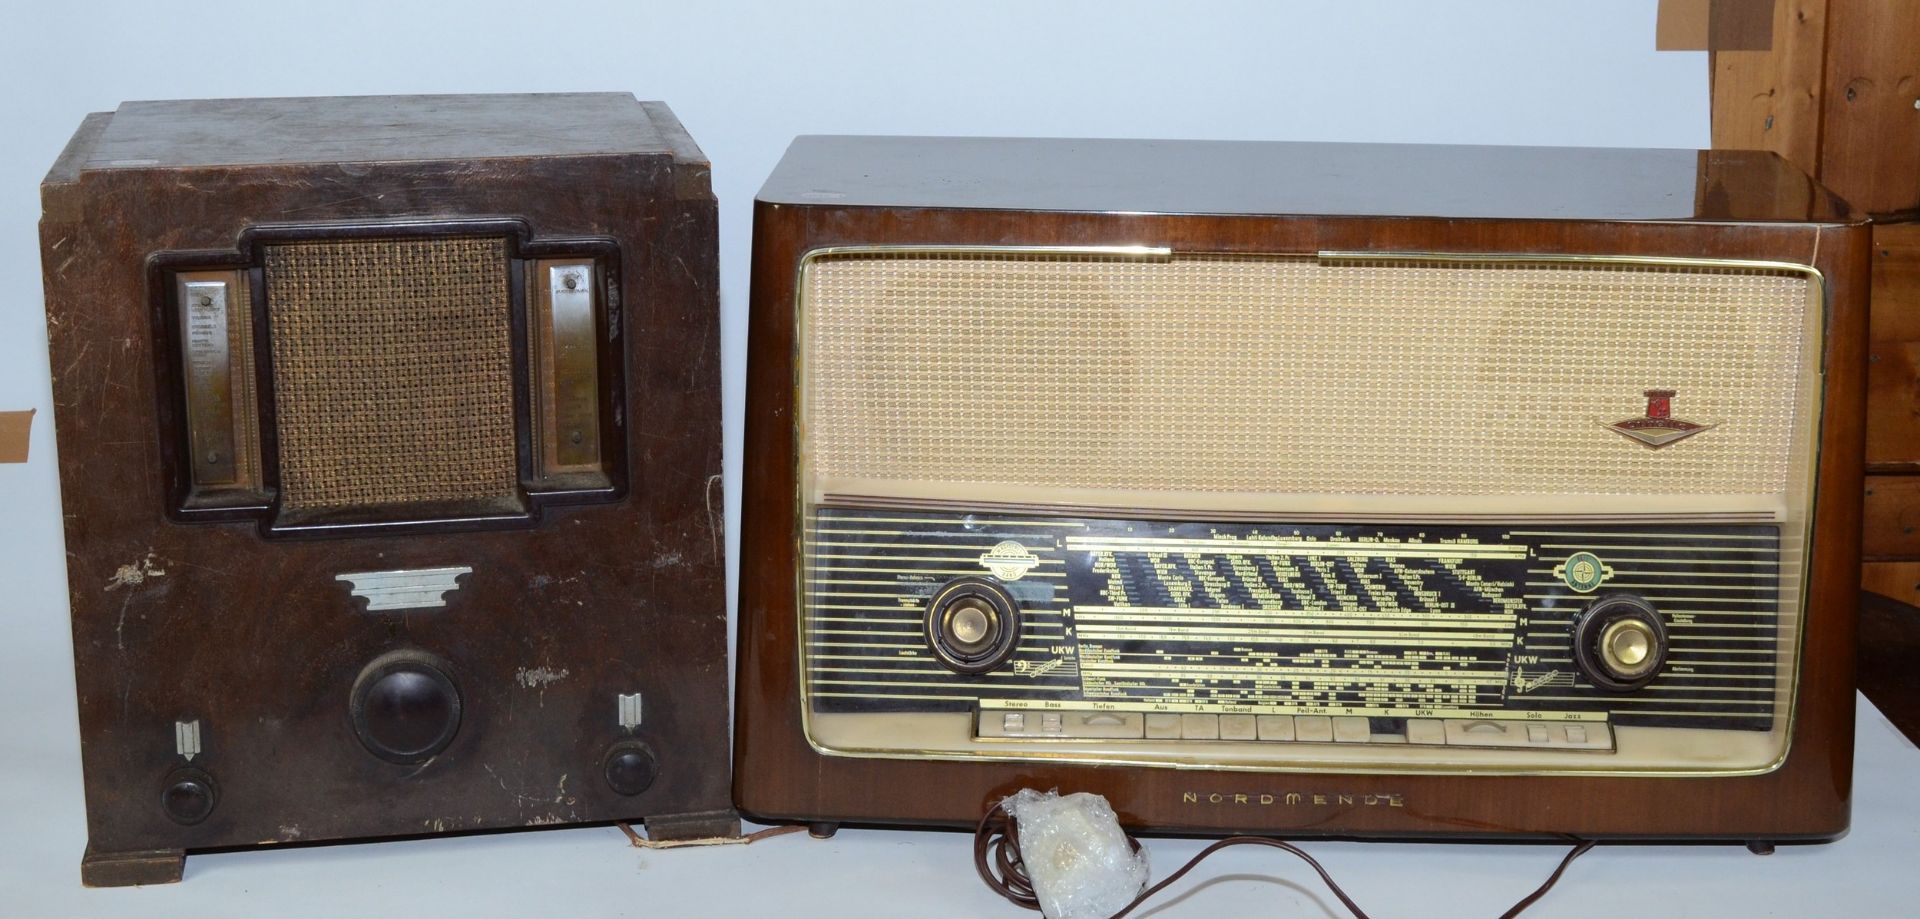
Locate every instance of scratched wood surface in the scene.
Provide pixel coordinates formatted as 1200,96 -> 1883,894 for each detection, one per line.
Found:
39,95 -> 733,884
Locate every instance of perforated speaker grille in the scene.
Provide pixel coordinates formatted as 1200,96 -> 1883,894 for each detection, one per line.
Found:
265,237 -> 518,511
801,253 -> 1813,497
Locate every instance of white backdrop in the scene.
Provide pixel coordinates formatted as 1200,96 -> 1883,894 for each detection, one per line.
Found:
3,2 -> 1833,915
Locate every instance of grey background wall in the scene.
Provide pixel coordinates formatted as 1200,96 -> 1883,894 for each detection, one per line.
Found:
0,0 -> 1707,704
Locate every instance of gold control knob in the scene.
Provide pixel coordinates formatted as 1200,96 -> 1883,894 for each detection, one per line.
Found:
1571,594 -> 1668,692
925,577 -> 1022,674
1600,618 -> 1655,676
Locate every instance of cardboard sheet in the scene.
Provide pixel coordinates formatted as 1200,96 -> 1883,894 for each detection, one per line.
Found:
1658,0 -> 1774,51
0,409 -> 34,463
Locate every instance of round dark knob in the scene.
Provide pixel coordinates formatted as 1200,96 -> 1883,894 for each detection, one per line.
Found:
603,742 -> 658,796
924,577 -> 1022,674
161,768 -> 216,825
350,650 -> 462,764
1572,594 -> 1669,692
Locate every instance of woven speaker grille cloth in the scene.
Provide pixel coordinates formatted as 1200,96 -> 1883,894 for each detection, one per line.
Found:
802,254 -> 1812,496
266,237 -> 517,510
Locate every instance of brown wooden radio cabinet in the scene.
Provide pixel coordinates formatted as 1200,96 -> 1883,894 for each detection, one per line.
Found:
39,93 -> 734,885
735,136 -> 1866,847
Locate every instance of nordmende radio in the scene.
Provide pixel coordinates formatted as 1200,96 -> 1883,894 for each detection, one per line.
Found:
39,94 -> 733,885
734,136 -> 1868,847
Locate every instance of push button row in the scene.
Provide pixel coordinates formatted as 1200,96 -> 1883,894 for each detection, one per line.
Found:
1440,719 -> 1610,749
981,710 -> 1144,739
977,712 -> 1380,743
1146,713 -> 1375,743
978,710 -> 1613,750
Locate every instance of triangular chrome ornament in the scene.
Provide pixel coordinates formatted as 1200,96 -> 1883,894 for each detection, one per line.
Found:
1601,389 -> 1716,450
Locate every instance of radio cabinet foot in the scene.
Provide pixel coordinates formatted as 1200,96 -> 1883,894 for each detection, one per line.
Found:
81,845 -> 185,887
1745,840 -> 1777,856
642,808 -> 740,841
808,821 -> 840,839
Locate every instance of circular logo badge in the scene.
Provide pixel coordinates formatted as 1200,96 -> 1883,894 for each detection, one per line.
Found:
977,540 -> 1041,581
1556,551 -> 1610,593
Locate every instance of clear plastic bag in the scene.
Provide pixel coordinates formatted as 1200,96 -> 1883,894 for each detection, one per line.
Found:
1001,789 -> 1150,919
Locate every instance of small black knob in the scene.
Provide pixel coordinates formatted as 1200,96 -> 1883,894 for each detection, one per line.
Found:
603,742 -> 658,796
924,576 -> 1023,674
351,650 -> 462,764
161,768 -> 216,825
1572,594 -> 1669,692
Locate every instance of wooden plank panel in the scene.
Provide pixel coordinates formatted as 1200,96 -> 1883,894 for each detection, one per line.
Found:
1818,0 -> 1920,215
1868,223 -> 1920,469
1863,475 -> 1920,558
1870,223 -> 1920,341
1862,561 -> 1920,606
1711,0 -> 1828,173
1865,341 -> 1920,469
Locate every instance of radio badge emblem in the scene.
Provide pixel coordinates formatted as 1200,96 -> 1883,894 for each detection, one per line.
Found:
977,540 -> 1041,581
1602,389 -> 1716,449
1554,551 -> 1613,593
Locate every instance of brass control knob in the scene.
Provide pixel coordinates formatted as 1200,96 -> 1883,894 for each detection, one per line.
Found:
924,577 -> 1022,674
1571,594 -> 1669,692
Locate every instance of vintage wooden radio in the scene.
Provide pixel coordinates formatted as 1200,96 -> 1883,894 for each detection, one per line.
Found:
39,94 -> 733,885
735,137 -> 1867,846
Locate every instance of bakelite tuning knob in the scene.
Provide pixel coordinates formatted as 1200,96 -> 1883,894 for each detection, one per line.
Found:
161,767 -> 216,825
603,741 -> 658,796
350,650 -> 463,765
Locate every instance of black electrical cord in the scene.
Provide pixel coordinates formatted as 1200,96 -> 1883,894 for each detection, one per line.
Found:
974,799 -> 1595,919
